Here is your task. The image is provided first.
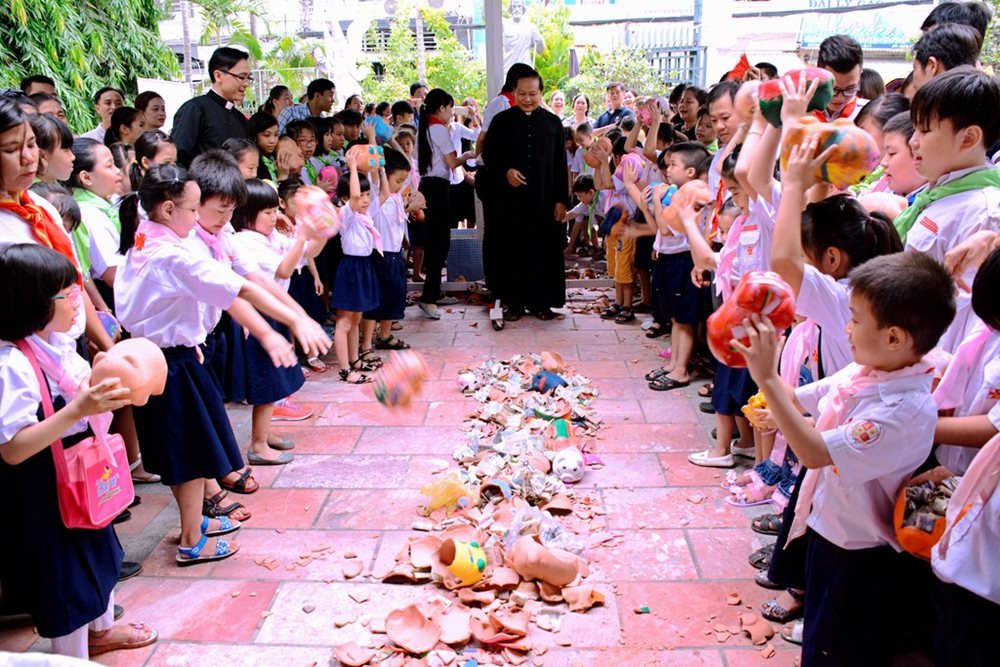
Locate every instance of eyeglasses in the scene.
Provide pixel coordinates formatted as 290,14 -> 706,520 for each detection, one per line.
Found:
51,284 -> 81,302
832,85 -> 859,99
220,70 -> 254,85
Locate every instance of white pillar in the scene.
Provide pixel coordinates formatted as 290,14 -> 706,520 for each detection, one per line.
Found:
485,0 -> 504,97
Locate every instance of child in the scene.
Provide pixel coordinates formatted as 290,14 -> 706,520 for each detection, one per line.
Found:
361,148 -> 416,355
115,164 -> 324,564
564,175 -> 603,258
880,112 -> 927,204
397,129 -> 426,280
337,109 -> 364,143
222,137 -> 261,180
695,107 -> 718,151
278,177 -> 330,343
103,106 -> 145,148
229,178 -> 325,465
128,131 -> 176,192
391,100 -> 415,128
248,112 -> 280,181
332,151 -> 381,383
29,113 -> 75,184
736,251 -> 955,666
896,67 -> 1000,351
0,243 -> 156,659
285,120 -> 324,186
569,122 -> 594,183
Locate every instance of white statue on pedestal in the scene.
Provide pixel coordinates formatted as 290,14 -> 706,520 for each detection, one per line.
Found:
503,0 -> 545,73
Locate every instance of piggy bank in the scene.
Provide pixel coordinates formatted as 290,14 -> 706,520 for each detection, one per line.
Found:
614,152 -> 645,181
438,538 -> 487,587
734,80 -> 760,123
89,338 -> 167,406
707,271 -> 797,368
293,185 -> 341,240
780,117 -> 881,189
583,137 -> 612,169
347,144 -> 385,173
758,68 -> 834,128
364,116 -> 394,145
318,165 -> 340,189
552,446 -> 585,484
373,350 -> 429,408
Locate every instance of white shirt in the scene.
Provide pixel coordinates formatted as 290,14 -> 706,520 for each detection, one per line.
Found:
370,193 -> 407,253
905,165 -> 1000,352
796,265 -> 854,375
569,147 -> 592,178
453,123 -> 480,171
482,96 -> 511,133
933,322 -> 1000,475
339,206 -> 377,257
78,198 -> 122,280
424,124 -> 455,180
80,126 -> 106,143
730,182 -> 780,279
115,230 -> 244,348
230,229 -> 303,292
795,363 -> 938,550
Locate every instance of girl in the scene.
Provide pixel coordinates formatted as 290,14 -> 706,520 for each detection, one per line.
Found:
695,107 -> 718,151
115,164 -> 321,564
376,101 -> 392,124
108,142 -> 135,196
229,179 -> 325,463
29,113 -> 75,185
222,137 -> 261,180
127,131 -> 176,192
278,178 -> 329,352
285,120 -> 324,187
415,88 -> 475,319
66,138 -> 124,305
674,86 -> 706,140
0,243 -> 156,659
249,112 -> 280,181
134,92 -> 167,131
853,92 -> 909,152
332,152 -> 381,383
103,107 -> 145,148
260,85 -> 293,118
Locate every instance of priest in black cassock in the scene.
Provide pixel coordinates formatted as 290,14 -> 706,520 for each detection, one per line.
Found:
482,66 -> 569,321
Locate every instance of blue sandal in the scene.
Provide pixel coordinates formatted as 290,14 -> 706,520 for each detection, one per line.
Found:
176,535 -> 238,565
200,515 -> 241,537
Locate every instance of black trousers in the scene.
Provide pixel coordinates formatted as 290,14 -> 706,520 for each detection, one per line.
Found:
932,577 -> 1000,667
419,176 -> 451,304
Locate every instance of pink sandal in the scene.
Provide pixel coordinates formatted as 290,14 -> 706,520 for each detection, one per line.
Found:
725,482 -> 777,507
88,621 -> 158,656
721,469 -> 754,489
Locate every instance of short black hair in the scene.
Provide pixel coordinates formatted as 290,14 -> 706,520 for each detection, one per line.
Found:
93,86 -> 124,105
30,182 -> 81,232
575,122 -> 592,136
375,101 -> 390,117
668,141 -> 710,170
410,82 -> 428,96
912,22 -> 982,71
657,121 -> 677,146
848,252 -> 955,355
706,81 -> 738,109
284,119 -> 316,140
277,177 -> 303,203
231,178 -> 280,231
222,137 -> 259,162
911,66 -> 1000,148
755,62 -> 778,79
620,116 -> 636,132
29,113 -> 73,153
383,147 -> 411,176
208,47 -> 249,85
817,35 -> 864,73
336,170 -> 372,199
391,100 -> 414,121
336,109 -> 364,128
854,93 -> 909,131
882,111 -> 915,144
606,81 -> 624,92
130,130 -> 174,190
681,86 -> 707,106
695,154 -> 713,178
669,83 -> 687,106
20,74 -> 55,93
801,194 -> 902,270
972,245 -> 1000,330
0,244 -> 78,340
859,69 -> 885,100
249,111 -> 279,140
306,78 -> 336,100
28,92 -> 59,107
572,174 -> 596,193
921,1 -> 993,38
189,149 -> 248,206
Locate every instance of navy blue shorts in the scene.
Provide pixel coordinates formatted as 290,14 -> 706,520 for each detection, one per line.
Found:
408,218 -> 427,248
364,251 -> 407,321
634,235 -> 655,272
653,251 -> 700,325
711,362 -> 757,417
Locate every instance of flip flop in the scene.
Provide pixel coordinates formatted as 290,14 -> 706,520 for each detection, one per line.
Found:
644,367 -> 669,382
781,619 -> 805,645
648,376 -> 690,392
87,622 -> 158,656
305,357 -> 328,373
725,484 -> 777,507
200,515 -> 241,537
246,450 -> 294,466
698,383 -> 714,398
130,471 -> 161,484
176,535 -> 239,565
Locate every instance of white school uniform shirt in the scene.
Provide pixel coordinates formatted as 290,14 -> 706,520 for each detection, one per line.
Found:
0,193 -> 86,340
115,229 -> 245,348
0,333 -> 90,444
730,182 -> 780,280
795,363 -> 938,550
424,123 -> 455,181
230,229 -> 303,292
370,193 -> 407,253
80,126 -> 106,143
79,198 -> 122,280
453,122 -> 480,170
570,148 -> 593,178
933,322 -> 1000,475
905,165 -> 1000,352
481,96 -> 511,133
795,265 -> 853,375
339,206 -> 377,257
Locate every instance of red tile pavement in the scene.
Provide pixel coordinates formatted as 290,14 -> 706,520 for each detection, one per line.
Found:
3,301 -> 796,665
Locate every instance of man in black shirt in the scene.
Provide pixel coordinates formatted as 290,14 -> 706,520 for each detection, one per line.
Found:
594,81 -> 634,129
172,47 -> 252,166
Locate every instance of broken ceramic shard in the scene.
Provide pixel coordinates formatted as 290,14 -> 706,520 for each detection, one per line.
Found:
385,604 -> 441,654
439,538 -> 488,587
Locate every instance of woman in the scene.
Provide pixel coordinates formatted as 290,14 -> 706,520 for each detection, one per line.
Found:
260,85 -> 293,118
549,90 -> 566,119
564,93 -> 592,129
103,107 -> 145,148
674,86 -> 705,140
376,101 -> 392,124
345,94 -> 364,114
134,92 -> 167,131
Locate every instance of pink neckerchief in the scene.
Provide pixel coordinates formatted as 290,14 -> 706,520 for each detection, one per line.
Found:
937,432 -> 1000,559
23,333 -> 112,434
786,357 -> 936,546
348,206 -> 383,255
715,213 -> 746,300
194,225 -> 230,266
130,219 -> 183,274
934,323 -> 991,411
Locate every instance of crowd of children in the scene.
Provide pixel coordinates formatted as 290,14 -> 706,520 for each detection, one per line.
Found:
2,0 -> 1000,663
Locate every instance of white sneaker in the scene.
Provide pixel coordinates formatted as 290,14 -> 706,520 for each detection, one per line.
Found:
731,445 -> 756,459
687,449 -> 735,468
418,302 -> 441,319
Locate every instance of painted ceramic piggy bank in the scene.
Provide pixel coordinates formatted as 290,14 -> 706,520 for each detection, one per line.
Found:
780,116 -> 881,189
707,271 -> 797,368
293,185 -> 341,240
373,350 -> 429,408
552,446 -> 585,484
583,137 -> 612,169
347,144 -> 385,172
758,67 -> 834,128
89,338 -> 167,406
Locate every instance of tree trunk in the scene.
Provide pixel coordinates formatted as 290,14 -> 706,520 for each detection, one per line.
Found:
181,0 -> 193,91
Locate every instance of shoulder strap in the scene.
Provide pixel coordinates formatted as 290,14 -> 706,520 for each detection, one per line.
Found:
815,325 -> 826,381
14,339 -> 70,482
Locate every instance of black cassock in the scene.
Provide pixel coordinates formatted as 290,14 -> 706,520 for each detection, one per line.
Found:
482,106 -> 569,311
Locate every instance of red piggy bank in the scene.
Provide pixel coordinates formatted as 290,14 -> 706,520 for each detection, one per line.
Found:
708,271 -> 797,368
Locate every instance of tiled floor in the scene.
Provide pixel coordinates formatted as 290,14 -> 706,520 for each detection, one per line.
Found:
0,300 -> 798,666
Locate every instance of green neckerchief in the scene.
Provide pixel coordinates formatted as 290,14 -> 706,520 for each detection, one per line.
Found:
74,187 -> 121,234
304,159 -> 319,185
706,138 -> 719,154
893,167 -> 1000,243
850,165 -> 885,195
262,155 -> 278,181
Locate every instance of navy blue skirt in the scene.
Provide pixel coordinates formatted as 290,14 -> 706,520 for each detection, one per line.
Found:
711,362 -> 757,417
228,316 -> 305,406
0,402 -> 122,637
288,267 -> 329,324
332,253 -> 380,313
132,346 -> 244,486
364,251 -> 407,321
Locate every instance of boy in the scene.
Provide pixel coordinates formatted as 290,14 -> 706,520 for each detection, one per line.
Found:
569,123 -> 595,182
736,252 -> 956,666
564,175 -> 604,258
896,66 -> 1000,351
284,120 -> 320,185
594,139 -> 644,323
391,100 -> 415,128
910,23 -> 982,92
336,109 -> 364,143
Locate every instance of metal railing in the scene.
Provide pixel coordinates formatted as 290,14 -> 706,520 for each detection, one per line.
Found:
625,25 -> 707,88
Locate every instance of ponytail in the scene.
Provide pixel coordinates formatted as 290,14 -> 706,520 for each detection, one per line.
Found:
118,192 -> 142,254
801,195 -> 903,271
130,130 -> 174,192
417,104 -> 431,177
864,211 -> 904,259
119,163 -> 192,254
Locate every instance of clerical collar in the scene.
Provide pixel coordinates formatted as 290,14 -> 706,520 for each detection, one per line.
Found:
206,88 -> 235,110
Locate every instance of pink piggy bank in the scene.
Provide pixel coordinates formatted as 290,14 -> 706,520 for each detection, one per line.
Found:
293,185 -> 342,240
89,338 -> 167,406
318,165 -> 339,189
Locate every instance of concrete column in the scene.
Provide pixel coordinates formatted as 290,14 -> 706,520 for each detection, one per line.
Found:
484,0 -> 504,97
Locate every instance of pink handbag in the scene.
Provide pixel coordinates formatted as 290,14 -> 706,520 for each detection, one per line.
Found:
16,340 -> 134,530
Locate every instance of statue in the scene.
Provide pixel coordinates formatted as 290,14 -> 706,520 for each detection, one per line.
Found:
503,0 -> 545,73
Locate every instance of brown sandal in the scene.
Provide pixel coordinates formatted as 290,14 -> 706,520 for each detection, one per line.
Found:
203,490 -> 252,521
219,468 -> 259,495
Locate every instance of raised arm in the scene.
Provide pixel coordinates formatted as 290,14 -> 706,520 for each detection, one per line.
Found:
644,101 -> 662,164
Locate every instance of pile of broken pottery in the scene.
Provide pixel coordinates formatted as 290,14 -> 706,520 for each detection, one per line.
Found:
336,352 -> 612,666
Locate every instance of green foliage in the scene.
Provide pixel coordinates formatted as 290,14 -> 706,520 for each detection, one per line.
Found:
528,0 -> 573,95
359,3 -> 418,104
569,46 -> 664,111
983,0 -> 1000,69
0,0 -> 179,133
192,0 -> 267,48
258,35 -> 324,92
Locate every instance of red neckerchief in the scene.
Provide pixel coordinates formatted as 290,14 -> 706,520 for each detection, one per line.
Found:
428,116 -> 448,127
0,192 -> 81,285
707,179 -> 726,241
811,96 -> 857,122
501,92 -> 516,107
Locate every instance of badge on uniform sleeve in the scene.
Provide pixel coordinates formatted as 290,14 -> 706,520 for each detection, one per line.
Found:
847,420 -> 882,450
